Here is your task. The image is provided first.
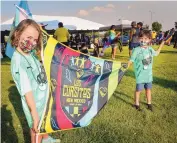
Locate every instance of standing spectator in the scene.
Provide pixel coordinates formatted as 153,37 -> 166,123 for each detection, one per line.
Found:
157,31 -> 164,44
129,21 -> 140,57
137,22 -> 143,31
108,25 -> 121,59
165,28 -> 175,46
174,30 -> 177,48
151,31 -> 157,45
54,22 -> 70,46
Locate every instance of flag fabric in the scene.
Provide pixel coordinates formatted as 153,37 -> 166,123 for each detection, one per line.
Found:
5,0 -> 32,58
38,32 -> 127,134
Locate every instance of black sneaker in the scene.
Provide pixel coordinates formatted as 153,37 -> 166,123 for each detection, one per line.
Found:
147,104 -> 153,111
133,105 -> 141,111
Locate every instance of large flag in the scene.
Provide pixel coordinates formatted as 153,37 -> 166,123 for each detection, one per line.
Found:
5,0 -> 32,58
38,32 -> 127,133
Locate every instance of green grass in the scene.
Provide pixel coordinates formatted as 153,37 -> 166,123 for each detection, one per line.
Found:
1,45 -> 177,143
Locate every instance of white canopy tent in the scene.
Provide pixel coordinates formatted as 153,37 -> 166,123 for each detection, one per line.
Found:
1,15 -> 104,31
99,20 -> 148,31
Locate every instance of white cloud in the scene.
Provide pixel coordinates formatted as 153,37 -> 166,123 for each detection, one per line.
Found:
78,10 -> 89,16
91,6 -> 114,12
106,4 -> 115,8
78,4 -> 115,17
92,6 -> 102,11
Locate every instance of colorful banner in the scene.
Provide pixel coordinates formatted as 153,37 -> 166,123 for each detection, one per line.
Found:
5,0 -> 32,58
39,33 -> 127,133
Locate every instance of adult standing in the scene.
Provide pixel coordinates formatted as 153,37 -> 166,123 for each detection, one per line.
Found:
109,25 -> 121,60
137,22 -> 143,31
54,22 -> 70,46
129,21 -> 140,57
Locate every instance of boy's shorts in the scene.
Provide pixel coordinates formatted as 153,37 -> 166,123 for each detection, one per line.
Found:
129,42 -> 140,50
136,82 -> 152,91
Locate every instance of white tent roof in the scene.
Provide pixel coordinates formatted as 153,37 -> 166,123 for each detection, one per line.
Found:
1,15 -> 104,30
117,20 -> 132,25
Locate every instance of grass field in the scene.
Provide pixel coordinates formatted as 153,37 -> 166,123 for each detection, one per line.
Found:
1,45 -> 177,143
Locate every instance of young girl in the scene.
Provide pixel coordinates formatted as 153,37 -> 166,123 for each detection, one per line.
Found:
127,30 -> 165,111
11,19 -> 59,143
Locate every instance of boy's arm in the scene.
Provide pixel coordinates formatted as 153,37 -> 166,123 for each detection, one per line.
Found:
25,91 -> 39,133
127,48 -> 137,68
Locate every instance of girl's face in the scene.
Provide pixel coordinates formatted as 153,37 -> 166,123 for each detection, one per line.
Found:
18,25 -> 39,53
139,35 -> 151,48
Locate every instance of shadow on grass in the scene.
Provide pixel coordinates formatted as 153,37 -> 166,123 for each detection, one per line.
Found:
125,70 -> 177,92
113,91 -> 150,107
1,104 -> 18,143
8,85 -> 30,143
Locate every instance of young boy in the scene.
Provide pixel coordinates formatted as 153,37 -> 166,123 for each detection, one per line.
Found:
127,30 -> 165,111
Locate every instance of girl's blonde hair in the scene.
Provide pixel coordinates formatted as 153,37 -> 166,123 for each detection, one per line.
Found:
11,19 -> 42,50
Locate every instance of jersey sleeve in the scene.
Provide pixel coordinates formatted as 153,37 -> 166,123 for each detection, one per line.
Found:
19,66 -> 32,96
12,62 -> 32,97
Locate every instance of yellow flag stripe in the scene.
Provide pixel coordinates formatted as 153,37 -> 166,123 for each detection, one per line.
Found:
44,37 -> 58,132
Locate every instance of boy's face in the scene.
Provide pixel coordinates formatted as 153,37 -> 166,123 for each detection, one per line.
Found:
139,35 -> 151,48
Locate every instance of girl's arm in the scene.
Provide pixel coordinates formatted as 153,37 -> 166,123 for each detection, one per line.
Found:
25,91 -> 39,133
156,41 -> 165,55
116,32 -> 121,37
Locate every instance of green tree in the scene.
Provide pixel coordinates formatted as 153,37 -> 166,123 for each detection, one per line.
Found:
152,22 -> 162,32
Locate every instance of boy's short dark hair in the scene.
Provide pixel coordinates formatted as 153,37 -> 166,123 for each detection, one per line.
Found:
139,30 -> 152,39
137,22 -> 143,27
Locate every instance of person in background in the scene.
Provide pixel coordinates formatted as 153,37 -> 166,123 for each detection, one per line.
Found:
75,33 -> 81,50
137,22 -> 143,31
109,25 -> 121,59
151,31 -> 157,45
129,21 -> 140,57
54,22 -> 70,46
165,28 -> 175,46
157,31 -> 164,45
174,30 -> 177,48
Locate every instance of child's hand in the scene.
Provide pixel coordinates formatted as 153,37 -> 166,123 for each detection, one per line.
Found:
31,110 -> 40,133
32,117 -> 39,133
121,63 -> 128,72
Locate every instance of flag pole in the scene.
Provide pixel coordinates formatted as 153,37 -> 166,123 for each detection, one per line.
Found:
14,4 -> 29,17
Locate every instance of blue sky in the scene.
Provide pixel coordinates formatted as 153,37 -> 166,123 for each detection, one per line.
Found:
1,1 -> 177,31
